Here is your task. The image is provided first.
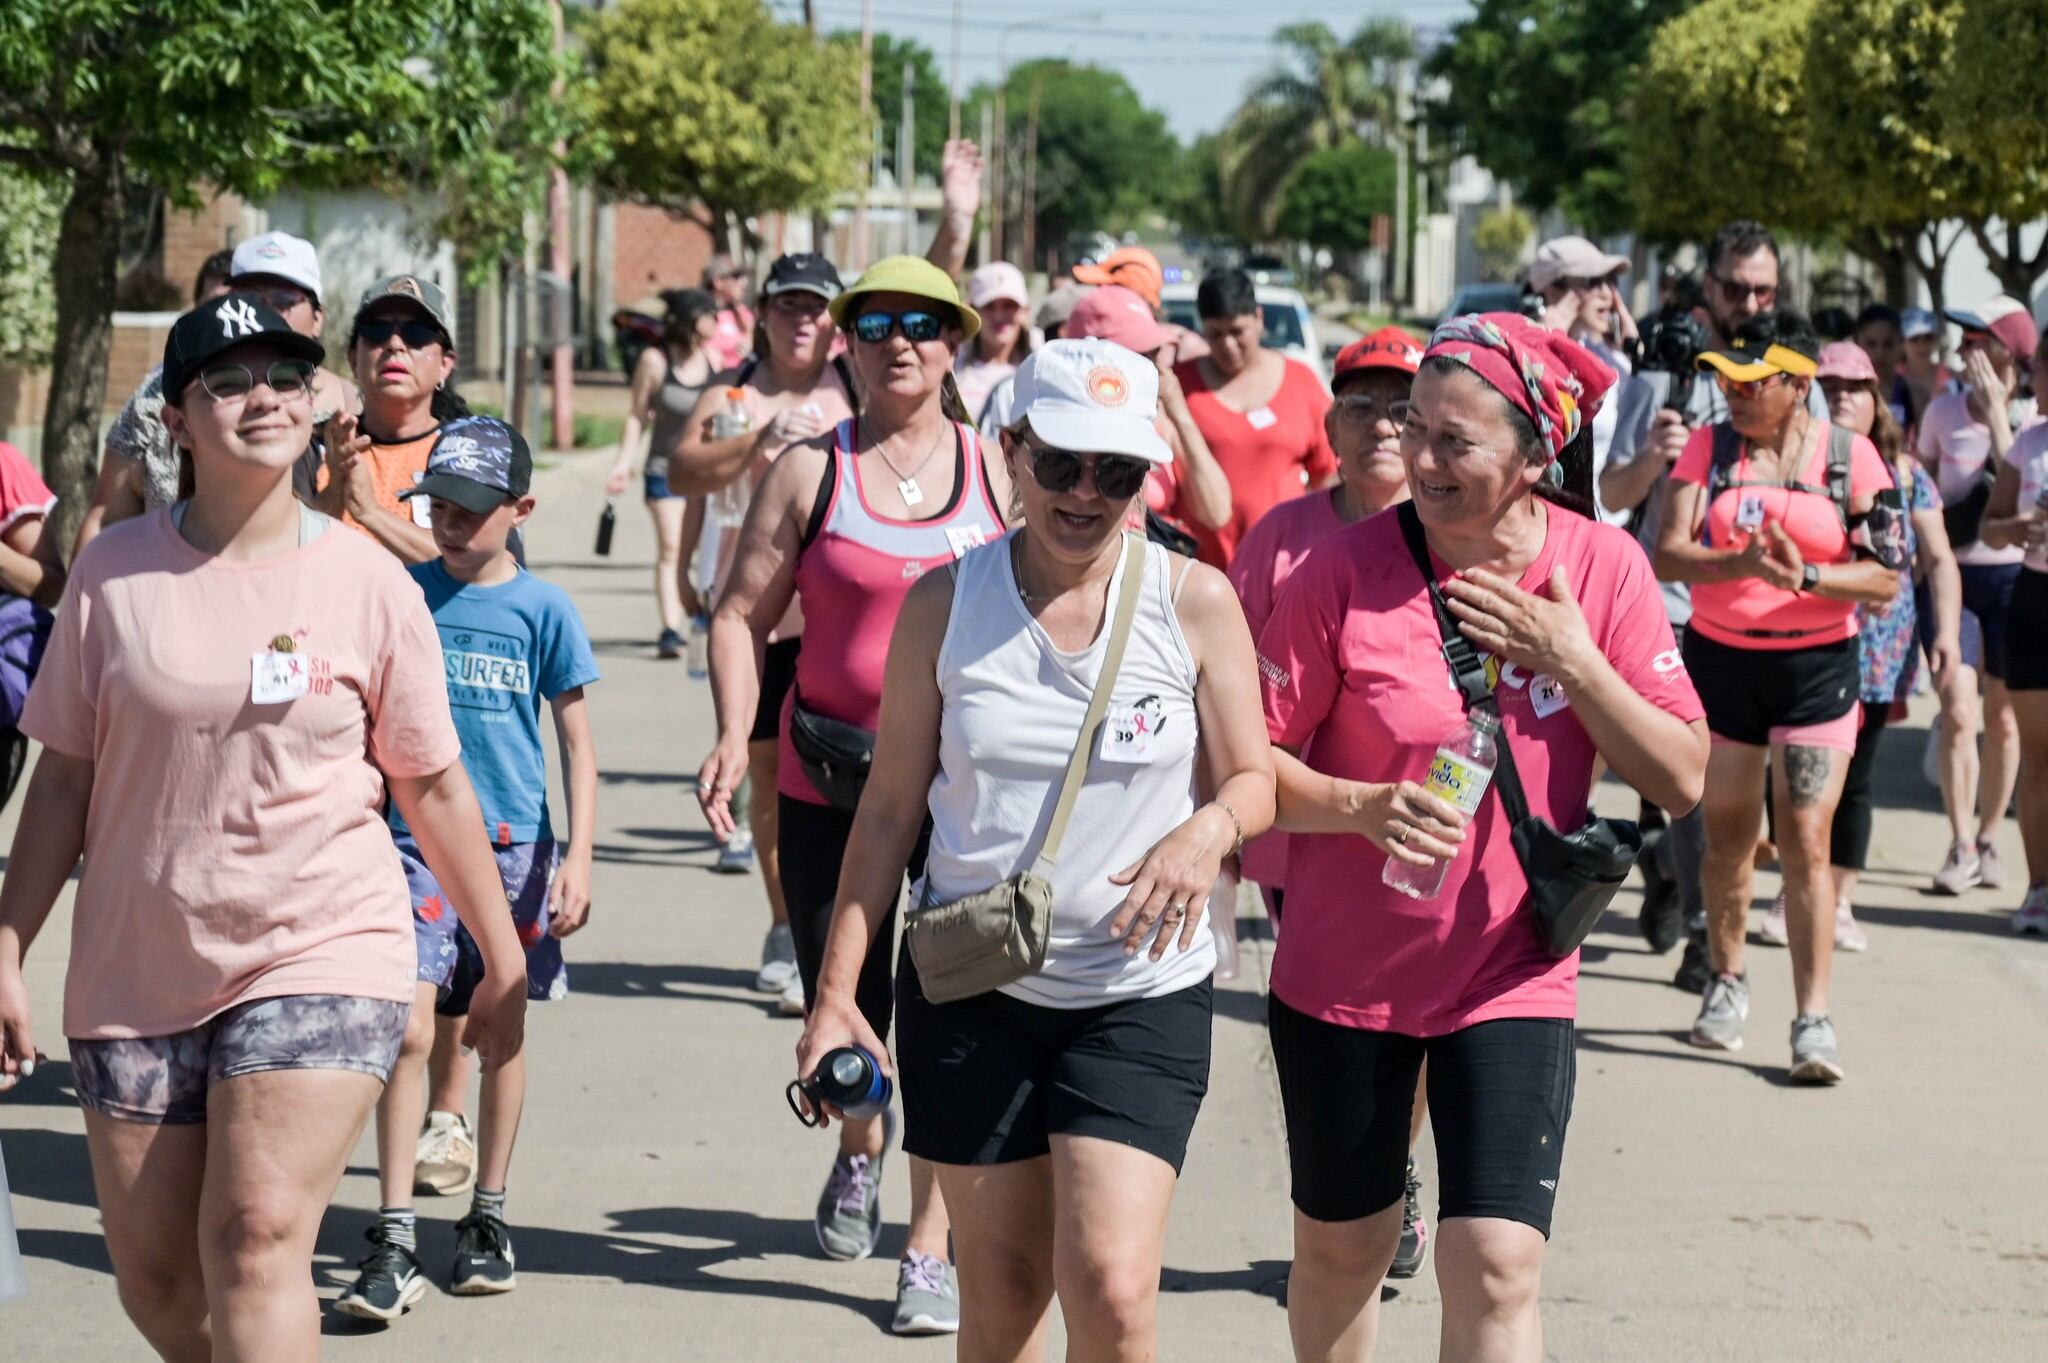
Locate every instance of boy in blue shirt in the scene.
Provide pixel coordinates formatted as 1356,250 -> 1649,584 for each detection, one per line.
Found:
338,416 -> 599,1322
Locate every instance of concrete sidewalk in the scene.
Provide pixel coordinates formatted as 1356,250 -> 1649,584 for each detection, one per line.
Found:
3,449 -> 2045,1360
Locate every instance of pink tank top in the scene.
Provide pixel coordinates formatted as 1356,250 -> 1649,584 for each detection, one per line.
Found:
779,419 -> 1006,805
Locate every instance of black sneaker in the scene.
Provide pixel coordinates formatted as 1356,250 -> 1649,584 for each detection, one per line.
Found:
656,628 -> 686,659
1388,1159 -> 1429,1279
334,1224 -> 427,1322
1672,934 -> 1713,994
1636,829 -> 1684,954
451,1209 -> 518,1295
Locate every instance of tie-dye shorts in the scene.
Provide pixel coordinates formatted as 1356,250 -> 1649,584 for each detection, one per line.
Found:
70,993 -> 408,1125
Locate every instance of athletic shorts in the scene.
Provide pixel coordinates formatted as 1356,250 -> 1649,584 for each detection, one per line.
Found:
778,795 -> 927,1039
397,835 -> 567,1007
70,994 -> 408,1125
2003,568 -> 2048,692
896,955 -> 1213,1173
1683,627 -> 1859,752
1269,995 -> 1575,1238
750,637 -> 802,744
1960,561 -> 2021,681
644,466 -> 675,502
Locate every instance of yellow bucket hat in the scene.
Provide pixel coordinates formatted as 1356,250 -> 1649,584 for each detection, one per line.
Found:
829,255 -> 982,342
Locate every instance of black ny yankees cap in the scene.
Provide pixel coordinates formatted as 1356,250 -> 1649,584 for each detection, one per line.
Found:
160,294 -> 326,401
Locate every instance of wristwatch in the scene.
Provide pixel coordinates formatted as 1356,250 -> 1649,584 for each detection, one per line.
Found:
1801,563 -> 1821,594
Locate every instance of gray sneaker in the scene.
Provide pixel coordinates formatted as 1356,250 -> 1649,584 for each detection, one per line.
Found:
892,1251 -> 961,1335
1788,1014 -> 1844,1084
754,923 -> 796,994
1932,840 -> 1982,895
815,1107 -> 892,1261
1689,971 -> 1749,1051
1977,838 -> 2007,891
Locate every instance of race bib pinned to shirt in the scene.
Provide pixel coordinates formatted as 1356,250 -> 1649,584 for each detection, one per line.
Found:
1734,493 -> 1766,532
1528,673 -> 1570,719
250,649 -> 309,705
1099,697 -> 1166,764
1245,407 -> 1279,432
945,524 -> 987,559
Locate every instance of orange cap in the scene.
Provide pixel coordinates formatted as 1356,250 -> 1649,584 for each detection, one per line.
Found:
1073,248 -> 1164,310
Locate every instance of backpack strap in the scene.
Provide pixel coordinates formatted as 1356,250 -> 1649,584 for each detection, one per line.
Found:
1824,422 -> 1853,533
1703,423 -> 1742,546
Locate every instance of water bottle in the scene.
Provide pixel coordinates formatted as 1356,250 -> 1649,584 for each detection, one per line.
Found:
593,499 -> 616,557
1382,710 -> 1500,901
0,1139 -> 25,1305
786,1046 -> 893,1128
685,614 -> 711,680
710,389 -> 753,528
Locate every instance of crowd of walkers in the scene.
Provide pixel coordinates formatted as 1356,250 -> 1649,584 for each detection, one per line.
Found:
0,164 -> 2043,1363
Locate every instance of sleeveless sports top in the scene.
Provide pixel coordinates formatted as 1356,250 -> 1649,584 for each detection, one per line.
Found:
778,418 -> 1006,805
648,350 -> 711,471
921,531 -> 1211,1005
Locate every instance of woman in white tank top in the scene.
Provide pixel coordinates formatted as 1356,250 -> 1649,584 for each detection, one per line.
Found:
796,339 -> 1274,1361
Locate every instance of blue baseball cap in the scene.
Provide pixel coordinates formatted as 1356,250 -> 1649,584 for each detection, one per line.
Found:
1900,307 -> 1938,340
400,416 -> 533,514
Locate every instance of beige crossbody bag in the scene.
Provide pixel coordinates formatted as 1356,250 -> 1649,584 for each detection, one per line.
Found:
907,534 -> 1148,1005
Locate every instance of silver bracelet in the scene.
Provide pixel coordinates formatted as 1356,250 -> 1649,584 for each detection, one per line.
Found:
1211,799 -> 1245,858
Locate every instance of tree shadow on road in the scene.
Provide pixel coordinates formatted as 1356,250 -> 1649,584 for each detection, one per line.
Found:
566,961 -> 782,1015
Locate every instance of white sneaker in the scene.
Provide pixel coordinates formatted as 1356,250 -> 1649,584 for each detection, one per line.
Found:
778,972 -> 806,1017
1756,894 -> 1790,947
1834,900 -> 1869,953
754,923 -> 796,994
414,1110 -> 477,1197
717,827 -> 756,875
2014,885 -> 2048,937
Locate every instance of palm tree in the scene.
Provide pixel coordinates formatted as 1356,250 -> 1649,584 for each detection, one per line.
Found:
1221,18 -> 1417,238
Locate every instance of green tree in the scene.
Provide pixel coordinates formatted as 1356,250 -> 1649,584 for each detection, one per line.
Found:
0,167 -> 62,365
1473,205 -> 1535,281
968,61 -> 1178,269
1221,19 -> 1415,238
1276,143 -> 1397,254
843,31 -> 948,184
1170,134 -> 1236,243
0,0 -> 569,542
586,0 -> 863,240
1943,0 -> 2048,296
1629,0 -> 1828,244
1427,0 -> 1692,236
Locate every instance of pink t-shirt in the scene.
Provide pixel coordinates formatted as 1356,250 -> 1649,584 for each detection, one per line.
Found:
1916,389 -> 2044,566
1174,357 -> 1336,567
0,441 -> 56,532
1226,488 -> 1347,887
1671,425 -> 1892,650
708,304 -> 757,373
21,512 -> 461,1040
1258,505 -> 1702,1035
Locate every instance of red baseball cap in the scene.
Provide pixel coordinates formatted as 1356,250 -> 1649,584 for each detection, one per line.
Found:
1332,327 -> 1423,386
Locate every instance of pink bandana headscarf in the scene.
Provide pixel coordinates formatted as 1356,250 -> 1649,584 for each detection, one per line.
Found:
1423,313 -> 1617,463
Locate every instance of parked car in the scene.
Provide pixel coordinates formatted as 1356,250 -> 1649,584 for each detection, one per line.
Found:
1438,281 -> 1528,325
1160,282 -> 1328,388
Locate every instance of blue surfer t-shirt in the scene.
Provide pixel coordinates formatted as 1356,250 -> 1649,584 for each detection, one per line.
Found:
390,560 -> 599,843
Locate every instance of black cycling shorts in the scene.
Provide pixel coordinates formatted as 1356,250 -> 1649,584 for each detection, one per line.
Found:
1269,994 -> 1575,1238
2003,568 -> 2048,692
750,637 -> 802,744
1682,627 -> 1857,747
896,955 -> 1213,1174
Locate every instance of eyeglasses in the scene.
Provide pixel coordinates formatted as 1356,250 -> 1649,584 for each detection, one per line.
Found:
357,316 -> 445,349
1024,441 -> 1151,501
1333,394 -> 1411,427
1715,371 -> 1792,400
194,359 -> 318,403
1710,274 -> 1777,306
768,291 -> 829,315
236,285 -> 311,314
852,309 -> 946,345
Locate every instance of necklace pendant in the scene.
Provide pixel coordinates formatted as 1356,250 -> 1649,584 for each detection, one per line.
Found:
898,477 -> 924,507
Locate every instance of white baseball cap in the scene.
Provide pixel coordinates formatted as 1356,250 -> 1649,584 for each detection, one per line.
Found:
229,231 -> 324,305
1528,235 -> 1629,292
1011,339 -> 1172,464
965,261 -> 1030,311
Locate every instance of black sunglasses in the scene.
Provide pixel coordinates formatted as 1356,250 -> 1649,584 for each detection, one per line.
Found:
853,309 -> 945,344
195,358 -> 318,403
1024,442 -> 1150,501
357,316 -> 445,349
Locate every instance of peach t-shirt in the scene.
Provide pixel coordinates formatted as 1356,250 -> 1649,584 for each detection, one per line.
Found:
316,430 -> 437,539
21,511 -> 461,1040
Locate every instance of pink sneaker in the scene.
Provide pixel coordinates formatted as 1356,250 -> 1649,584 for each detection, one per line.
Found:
1834,900 -> 1869,953
1756,894 -> 1790,947
2013,886 -> 2048,938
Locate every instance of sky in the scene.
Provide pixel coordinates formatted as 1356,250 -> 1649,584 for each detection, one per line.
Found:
767,0 -> 1474,142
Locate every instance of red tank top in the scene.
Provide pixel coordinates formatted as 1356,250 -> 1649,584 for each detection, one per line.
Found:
779,419 -> 1006,805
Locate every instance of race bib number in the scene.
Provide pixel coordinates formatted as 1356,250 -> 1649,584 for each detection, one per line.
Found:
250,650 -> 309,705
1245,407 -> 1279,431
1734,493 -> 1766,531
1099,698 -> 1165,764
1423,750 -> 1490,815
1529,674 -> 1570,719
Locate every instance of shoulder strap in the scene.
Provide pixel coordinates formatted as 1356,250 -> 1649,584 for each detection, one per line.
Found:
799,427 -> 850,552
831,354 -> 858,405
736,356 -> 759,387
1395,504 -> 1532,828
1034,534 -> 1148,872
1825,422 -> 1853,529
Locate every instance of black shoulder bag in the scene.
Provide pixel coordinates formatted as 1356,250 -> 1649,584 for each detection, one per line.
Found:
1396,504 -> 1642,956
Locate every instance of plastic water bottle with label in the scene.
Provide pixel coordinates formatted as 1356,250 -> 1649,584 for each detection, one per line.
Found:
1382,710 -> 1500,900
686,614 -> 711,680
709,389 -> 753,527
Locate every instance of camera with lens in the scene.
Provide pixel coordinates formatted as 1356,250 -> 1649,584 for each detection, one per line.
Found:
1633,309 -> 1712,413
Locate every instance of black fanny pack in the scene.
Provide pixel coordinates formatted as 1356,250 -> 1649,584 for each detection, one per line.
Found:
787,693 -> 875,812
1397,504 -> 1642,956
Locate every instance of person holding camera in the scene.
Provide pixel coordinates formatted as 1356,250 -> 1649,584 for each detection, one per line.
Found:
1915,297 -> 2039,896
1531,236 -> 1657,533
1654,311 -> 1899,1083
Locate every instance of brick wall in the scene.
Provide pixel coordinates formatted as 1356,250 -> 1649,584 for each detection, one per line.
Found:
611,203 -> 716,309
162,191 -> 247,303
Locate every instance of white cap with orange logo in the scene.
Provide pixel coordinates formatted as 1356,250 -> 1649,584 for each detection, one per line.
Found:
1010,339 -> 1172,463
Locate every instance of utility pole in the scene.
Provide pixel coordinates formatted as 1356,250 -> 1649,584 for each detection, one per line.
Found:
1021,77 -> 1041,272
948,0 -> 963,143
977,101 -> 995,265
852,0 -> 874,270
1391,60 -> 1412,314
546,0 -> 573,452
992,81 -> 1006,261
900,61 -> 915,257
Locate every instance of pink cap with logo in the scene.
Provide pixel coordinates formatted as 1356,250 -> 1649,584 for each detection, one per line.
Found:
1815,341 -> 1877,383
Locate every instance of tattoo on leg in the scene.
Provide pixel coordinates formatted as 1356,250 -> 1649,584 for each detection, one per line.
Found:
1784,746 -> 1834,810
